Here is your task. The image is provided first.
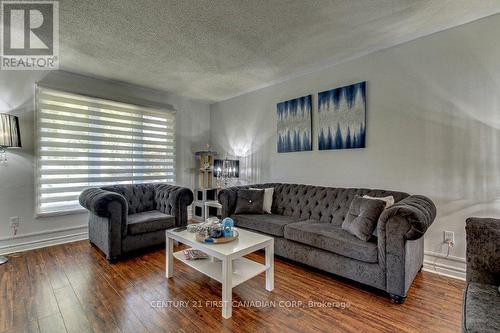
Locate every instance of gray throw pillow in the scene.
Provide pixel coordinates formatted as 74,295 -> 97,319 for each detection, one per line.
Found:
342,196 -> 386,241
234,189 -> 265,214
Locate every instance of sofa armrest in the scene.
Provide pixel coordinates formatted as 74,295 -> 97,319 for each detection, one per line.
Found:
465,217 -> 500,285
154,185 -> 193,227
376,195 -> 436,298
377,195 -> 436,241
218,187 -> 241,218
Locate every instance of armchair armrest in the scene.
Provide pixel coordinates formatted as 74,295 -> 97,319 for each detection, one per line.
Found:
465,217 -> 500,284
79,187 -> 128,218
154,185 -> 193,227
79,187 -> 128,241
377,195 -> 436,241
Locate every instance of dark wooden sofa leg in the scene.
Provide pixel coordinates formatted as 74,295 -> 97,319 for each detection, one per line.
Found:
107,256 -> 119,264
389,294 -> 406,304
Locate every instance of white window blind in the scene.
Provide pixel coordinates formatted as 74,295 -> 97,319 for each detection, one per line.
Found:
35,86 -> 176,216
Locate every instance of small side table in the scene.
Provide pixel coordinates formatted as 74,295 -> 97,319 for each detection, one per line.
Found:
204,200 -> 222,220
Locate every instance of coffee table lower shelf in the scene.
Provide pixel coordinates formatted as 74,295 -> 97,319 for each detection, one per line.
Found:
173,250 -> 268,288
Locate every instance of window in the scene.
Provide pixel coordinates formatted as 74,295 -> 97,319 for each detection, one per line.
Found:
35,87 -> 176,216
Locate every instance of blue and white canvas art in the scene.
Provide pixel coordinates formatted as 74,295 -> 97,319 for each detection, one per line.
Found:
277,95 -> 312,153
318,82 -> 366,150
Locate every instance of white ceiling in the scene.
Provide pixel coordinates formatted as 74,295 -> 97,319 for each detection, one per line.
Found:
59,0 -> 500,103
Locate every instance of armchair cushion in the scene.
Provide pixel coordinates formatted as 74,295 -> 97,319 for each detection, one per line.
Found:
127,210 -> 175,235
462,282 -> 500,333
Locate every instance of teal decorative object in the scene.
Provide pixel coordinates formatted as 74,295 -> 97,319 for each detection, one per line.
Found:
222,217 -> 234,237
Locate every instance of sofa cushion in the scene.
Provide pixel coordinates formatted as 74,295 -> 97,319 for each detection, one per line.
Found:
284,221 -> 378,263
250,187 -> 274,214
232,214 -> 306,237
127,210 -> 175,235
363,195 -> 395,208
235,189 -> 265,214
463,282 -> 500,333
342,196 -> 386,241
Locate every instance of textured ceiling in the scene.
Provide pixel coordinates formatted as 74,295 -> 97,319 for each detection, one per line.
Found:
59,0 -> 500,103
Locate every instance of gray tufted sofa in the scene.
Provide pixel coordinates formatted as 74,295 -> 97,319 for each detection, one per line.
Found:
79,183 -> 193,263
462,217 -> 500,333
219,183 -> 436,303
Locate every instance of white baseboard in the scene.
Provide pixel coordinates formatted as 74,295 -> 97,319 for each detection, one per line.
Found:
0,225 -> 88,255
423,251 -> 466,280
0,206 -> 194,255
0,225 -> 468,282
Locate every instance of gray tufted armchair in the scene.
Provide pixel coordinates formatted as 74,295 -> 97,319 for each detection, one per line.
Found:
79,183 -> 193,263
462,217 -> 500,332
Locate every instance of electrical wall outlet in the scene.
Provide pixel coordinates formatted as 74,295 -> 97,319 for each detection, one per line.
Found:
444,230 -> 454,244
9,216 -> 19,228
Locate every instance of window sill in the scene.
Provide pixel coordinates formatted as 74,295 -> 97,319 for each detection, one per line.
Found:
35,208 -> 88,219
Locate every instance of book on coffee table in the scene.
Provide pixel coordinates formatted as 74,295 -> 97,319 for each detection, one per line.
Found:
183,249 -> 209,260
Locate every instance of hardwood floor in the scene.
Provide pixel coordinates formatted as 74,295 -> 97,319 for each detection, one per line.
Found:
0,240 -> 464,333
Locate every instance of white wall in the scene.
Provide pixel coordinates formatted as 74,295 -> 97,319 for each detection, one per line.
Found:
0,71 -> 210,254
210,14 -> 500,279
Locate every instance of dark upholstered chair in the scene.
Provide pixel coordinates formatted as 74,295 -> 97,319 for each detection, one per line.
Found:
219,183 -> 436,303
463,217 -> 500,333
79,183 -> 193,263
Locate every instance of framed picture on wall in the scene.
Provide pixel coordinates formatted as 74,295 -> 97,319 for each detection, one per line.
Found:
318,81 -> 366,150
276,95 -> 313,153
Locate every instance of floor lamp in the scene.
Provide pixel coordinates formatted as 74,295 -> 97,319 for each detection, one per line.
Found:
0,113 -> 22,265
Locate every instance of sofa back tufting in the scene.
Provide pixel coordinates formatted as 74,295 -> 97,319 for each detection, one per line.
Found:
100,183 -> 194,216
101,184 -> 155,214
154,184 -> 189,215
224,183 -> 409,226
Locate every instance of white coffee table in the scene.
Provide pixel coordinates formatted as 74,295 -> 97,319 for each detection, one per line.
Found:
165,227 -> 274,319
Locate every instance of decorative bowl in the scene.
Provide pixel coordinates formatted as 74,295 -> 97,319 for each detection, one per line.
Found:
195,229 -> 239,244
